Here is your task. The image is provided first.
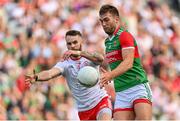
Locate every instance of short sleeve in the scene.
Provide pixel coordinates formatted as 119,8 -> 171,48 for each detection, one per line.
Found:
119,31 -> 134,49
54,61 -> 66,75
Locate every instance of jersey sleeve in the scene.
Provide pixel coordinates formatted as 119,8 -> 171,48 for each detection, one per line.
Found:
119,31 -> 134,49
53,61 -> 66,76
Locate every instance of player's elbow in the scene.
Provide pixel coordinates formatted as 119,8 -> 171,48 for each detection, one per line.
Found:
99,55 -> 104,63
96,55 -> 104,64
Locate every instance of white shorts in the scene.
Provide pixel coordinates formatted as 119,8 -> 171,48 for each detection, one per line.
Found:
114,83 -> 152,112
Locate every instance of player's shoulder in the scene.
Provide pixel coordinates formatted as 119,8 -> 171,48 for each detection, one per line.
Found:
56,59 -> 69,65
119,31 -> 134,42
119,31 -> 133,37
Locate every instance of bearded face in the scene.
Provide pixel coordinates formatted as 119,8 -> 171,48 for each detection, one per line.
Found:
99,12 -> 119,36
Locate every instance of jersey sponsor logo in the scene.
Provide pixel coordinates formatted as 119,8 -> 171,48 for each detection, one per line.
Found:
105,50 -> 122,63
106,50 -> 120,57
105,58 -> 118,64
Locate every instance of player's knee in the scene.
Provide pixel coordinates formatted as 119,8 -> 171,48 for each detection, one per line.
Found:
136,114 -> 152,120
113,111 -> 135,120
96,108 -> 112,120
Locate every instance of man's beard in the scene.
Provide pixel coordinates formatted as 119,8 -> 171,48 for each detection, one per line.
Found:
72,53 -> 79,57
104,27 -> 115,36
71,45 -> 82,58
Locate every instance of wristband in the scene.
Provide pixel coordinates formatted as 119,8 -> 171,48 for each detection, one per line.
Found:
35,75 -> 38,81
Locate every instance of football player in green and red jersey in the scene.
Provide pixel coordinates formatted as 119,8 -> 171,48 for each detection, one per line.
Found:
99,4 -> 152,120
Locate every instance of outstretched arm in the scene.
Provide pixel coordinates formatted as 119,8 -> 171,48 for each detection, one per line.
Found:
34,67 -> 62,81
25,67 -> 62,87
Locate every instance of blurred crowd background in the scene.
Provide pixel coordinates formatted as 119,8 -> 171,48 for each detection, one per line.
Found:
0,0 -> 180,120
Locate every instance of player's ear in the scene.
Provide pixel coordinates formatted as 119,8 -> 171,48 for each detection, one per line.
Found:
80,39 -> 84,50
115,16 -> 119,23
80,37 -> 84,44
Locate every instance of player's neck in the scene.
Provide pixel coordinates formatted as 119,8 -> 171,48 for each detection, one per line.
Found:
109,25 -> 120,37
108,34 -> 113,38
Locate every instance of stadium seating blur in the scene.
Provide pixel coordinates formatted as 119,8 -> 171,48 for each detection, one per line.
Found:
0,0 -> 179,120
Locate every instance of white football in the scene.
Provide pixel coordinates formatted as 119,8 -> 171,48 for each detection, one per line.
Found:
77,66 -> 99,87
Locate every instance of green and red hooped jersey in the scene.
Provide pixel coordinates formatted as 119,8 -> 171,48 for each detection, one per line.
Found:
105,26 -> 148,92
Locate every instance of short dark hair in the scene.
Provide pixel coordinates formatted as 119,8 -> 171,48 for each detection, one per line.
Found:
65,30 -> 82,37
99,4 -> 119,17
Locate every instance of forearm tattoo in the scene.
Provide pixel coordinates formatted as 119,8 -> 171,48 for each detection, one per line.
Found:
81,51 -> 104,64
